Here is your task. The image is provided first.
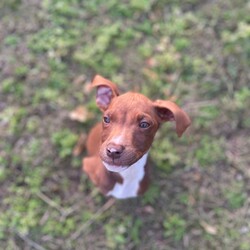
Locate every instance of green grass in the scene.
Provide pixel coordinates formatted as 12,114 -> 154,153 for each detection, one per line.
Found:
104,215 -> 143,249
163,214 -> 187,241
52,129 -> 78,158
0,0 -> 249,249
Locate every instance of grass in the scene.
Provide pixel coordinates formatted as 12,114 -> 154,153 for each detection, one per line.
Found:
0,0 -> 250,249
163,214 -> 187,241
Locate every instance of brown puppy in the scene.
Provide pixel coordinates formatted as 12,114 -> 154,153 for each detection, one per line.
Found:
83,75 -> 191,199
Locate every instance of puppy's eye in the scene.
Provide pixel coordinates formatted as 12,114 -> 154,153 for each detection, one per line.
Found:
139,121 -> 150,128
103,116 -> 110,124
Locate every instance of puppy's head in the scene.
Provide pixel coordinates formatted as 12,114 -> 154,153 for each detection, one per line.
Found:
92,75 -> 191,172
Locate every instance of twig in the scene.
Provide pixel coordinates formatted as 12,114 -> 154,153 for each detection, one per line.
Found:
38,190 -> 105,219
70,198 -> 115,241
14,230 -> 46,250
37,192 -> 67,216
184,100 -> 219,111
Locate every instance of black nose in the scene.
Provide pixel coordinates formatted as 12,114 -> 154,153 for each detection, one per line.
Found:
106,143 -> 124,159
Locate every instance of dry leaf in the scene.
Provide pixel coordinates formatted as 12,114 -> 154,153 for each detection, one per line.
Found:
188,195 -> 196,206
193,171 -> 202,182
166,73 -> 178,82
143,205 -> 155,214
83,82 -> 92,95
143,68 -> 159,81
169,95 -> 177,102
73,74 -> 86,85
136,205 -> 155,214
69,106 -> 93,123
146,58 -> 158,68
73,133 -> 87,156
200,221 -> 217,235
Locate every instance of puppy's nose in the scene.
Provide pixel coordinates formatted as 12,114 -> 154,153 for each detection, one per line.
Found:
106,143 -> 124,159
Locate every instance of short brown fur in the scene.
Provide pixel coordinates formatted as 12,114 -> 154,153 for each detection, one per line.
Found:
82,75 -> 191,198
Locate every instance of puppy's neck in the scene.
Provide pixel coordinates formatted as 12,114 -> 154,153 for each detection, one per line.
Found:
105,152 -> 149,199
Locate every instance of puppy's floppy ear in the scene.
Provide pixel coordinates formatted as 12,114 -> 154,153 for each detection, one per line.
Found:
153,100 -> 191,137
91,75 -> 120,112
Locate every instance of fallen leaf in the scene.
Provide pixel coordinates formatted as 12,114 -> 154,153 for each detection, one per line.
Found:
83,82 -> 92,95
193,171 -> 202,182
200,221 -> 217,235
73,133 -> 87,156
166,73 -> 178,82
73,74 -> 86,85
143,205 -> 155,214
169,95 -> 177,102
188,195 -> 196,206
136,205 -> 155,214
143,68 -> 159,81
146,58 -> 158,68
69,106 -> 93,123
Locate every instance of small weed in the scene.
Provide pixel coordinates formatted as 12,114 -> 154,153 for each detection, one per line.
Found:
226,190 -> 247,209
151,137 -> 180,173
26,116 -> 41,133
0,159 -> 8,182
234,87 -> 250,109
73,23 -> 122,75
130,218 -> 142,246
82,0 -> 101,14
136,20 -> 153,35
163,213 -> 187,241
29,137 -> 40,152
71,157 -> 82,168
100,52 -> 122,75
109,3 -> 134,18
138,41 -> 154,58
142,184 -> 160,205
104,216 -> 142,249
227,192 -> 246,209
4,34 -> 20,46
24,167 -> 47,193
105,218 -> 126,249
48,72 -> 68,90
44,0 -> 79,18
178,193 -> 195,208
222,21 -> 250,49
174,37 -> 191,51
1,78 -> 24,97
130,0 -> 152,11
14,65 -> 29,78
42,214 -> 77,237
195,105 -> 220,128
0,0 -> 21,10
32,88 -> 60,104
240,241 -> 250,250
154,48 -> 180,74
195,136 -> 225,167
52,129 -> 78,158
200,82 -> 223,98
0,107 -> 27,135
1,192 -> 43,234
29,24 -> 81,57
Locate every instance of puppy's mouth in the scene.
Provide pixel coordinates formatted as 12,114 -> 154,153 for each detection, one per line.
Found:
100,150 -> 140,172
102,161 -> 129,173
102,151 -> 149,173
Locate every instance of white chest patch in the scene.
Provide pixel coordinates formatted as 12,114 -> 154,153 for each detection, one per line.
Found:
105,153 -> 149,199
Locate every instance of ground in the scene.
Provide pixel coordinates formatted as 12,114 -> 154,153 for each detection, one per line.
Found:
0,0 -> 250,249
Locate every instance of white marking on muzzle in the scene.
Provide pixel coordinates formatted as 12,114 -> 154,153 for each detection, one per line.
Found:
112,134 -> 126,145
